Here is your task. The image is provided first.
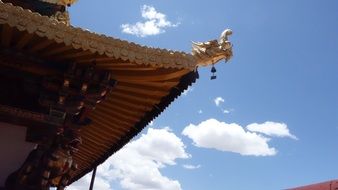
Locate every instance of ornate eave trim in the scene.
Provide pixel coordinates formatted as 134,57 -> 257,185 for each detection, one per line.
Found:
40,0 -> 78,6
0,2 -> 198,70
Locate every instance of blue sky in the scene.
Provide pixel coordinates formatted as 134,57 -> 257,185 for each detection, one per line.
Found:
68,1 -> 338,190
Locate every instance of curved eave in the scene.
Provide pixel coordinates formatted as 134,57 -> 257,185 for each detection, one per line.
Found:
71,71 -> 198,183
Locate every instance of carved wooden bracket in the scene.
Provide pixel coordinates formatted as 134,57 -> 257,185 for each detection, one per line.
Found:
39,63 -> 116,125
4,63 -> 116,190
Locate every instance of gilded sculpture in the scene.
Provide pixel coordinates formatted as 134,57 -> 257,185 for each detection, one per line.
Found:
192,29 -> 233,66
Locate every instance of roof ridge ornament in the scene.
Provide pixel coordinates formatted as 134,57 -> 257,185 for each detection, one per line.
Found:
192,29 -> 233,67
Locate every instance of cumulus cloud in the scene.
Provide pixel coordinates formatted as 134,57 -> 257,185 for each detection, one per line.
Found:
183,164 -> 201,170
69,128 -> 189,190
182,119 -> 277,156
246,122 -> 298,140
121,5 -> 179,37
214,97 -> 225,106
68,172 -> 111,190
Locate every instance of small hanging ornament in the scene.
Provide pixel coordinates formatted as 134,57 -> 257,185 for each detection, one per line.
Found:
210,64 -> 217,80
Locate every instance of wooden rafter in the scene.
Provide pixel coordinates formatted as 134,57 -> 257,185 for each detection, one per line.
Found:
53,50 -> 94,61
1,24 -> 13,47
110,91 -> 160,105
89,114 -> 130,133
15,32 -> 34,50
98,101 -> 145,118
121,80 -> 179,88
41,45 -> 74,57
91,119 -> 128,135
103,98 -> 152,112
95,106 -> 141,125
28,39 -> 54,53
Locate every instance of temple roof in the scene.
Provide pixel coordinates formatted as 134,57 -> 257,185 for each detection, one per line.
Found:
0,1 -> 232,185
0,0 -> 232,186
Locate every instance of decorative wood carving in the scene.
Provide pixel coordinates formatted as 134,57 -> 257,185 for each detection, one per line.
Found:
2,0 -> 70,25
39,63 -> 116,118
39,0 -> 77,7
3,62 -> 116,189
5,128 -> 81,190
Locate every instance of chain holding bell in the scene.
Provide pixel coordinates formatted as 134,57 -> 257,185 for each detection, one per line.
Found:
210,64 -> 217,80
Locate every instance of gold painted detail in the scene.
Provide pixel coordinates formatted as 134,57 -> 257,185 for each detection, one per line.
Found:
0,2 -> 200,70
51,11 -> 70,25
39,0 -> 77,6
192,29 -> 233,66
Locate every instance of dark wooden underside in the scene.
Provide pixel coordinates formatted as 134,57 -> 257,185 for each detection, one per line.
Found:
0,19 -> 198,184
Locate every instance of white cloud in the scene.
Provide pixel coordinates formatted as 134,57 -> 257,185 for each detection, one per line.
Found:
70,128 -> 189,190
214,97 -> 232,114
246,122 -> 298,140
121,5 -> 179,37
214,97 -> 225,106
222,109 -> 230,114
182,86 -> 193,96
68,172 -> 111,190
182,119 -> 277,156
183,164 -> 201,170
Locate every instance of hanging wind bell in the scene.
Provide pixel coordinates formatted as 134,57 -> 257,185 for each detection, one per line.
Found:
210,64 -> 217,80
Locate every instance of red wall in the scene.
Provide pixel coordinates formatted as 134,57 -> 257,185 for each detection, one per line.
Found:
290,180 -> 338,190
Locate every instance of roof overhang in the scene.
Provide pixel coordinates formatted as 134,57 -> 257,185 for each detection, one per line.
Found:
0,1 -> 200,183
